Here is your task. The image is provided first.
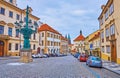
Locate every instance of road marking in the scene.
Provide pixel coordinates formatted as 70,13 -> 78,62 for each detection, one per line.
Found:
82,64 -> 101,78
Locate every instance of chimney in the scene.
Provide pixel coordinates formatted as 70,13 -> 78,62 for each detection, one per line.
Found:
101,5 -> 105,10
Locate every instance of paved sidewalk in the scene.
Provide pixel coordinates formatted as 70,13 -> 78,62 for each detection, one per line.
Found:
103,60 -> 120,75
0,56 -> 20,60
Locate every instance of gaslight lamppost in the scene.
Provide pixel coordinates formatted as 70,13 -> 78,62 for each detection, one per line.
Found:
15,6 -> 38,63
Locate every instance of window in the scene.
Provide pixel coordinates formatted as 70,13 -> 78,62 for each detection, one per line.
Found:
9,0 -> 13,3
42,40 -> 44,46
9,43 -> 12,50
33,33 -> 36,40
48,41 -> 50,46
51,34 -> 53,38
42,33 -> 44,37
101,31 -> 104,39
110,24 -> 115,35
16,29 -> 19,37
34,21 -> 38,26
33,44 -> 35,50
106,28 -> 109,37
0,7 -> 5,15
9,11 -> 13,18
15,43 -> 18,50
47,33 -> 50,37
101,31 -> 104,42
109,3 -> 114,15
101,46 -> 104,52
99,17 -> 103,25
106,46 -> 110,53
16,14 -> 20,20
8,27 -> 12,36
0,25 -> 4,34
105,10 -> 109,20
24,17 -> 26,22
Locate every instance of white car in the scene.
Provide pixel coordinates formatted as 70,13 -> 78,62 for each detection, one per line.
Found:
32,54 -> 39,58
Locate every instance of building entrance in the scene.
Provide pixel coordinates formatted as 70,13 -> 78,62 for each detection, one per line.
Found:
0,40 -> 4,56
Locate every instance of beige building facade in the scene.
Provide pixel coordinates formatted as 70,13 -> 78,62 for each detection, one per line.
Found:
0,0 -> 40,56
60,35 -> 69,55
98,0 -> 120,64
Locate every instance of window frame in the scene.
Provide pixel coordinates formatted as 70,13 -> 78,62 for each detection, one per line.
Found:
16,14 -> 20,20
110,24 -> 115,35
15,43 -> 19,50
109,3 -> 114,15
8,27 -> 12,36
0,7 -> 5,15
9,11 -> 13,18
0,25 -> 4,34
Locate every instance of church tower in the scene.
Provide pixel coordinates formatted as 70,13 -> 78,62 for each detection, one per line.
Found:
5,0 -> 17,6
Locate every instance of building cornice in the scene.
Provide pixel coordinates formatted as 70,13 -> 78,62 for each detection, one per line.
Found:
98,0 -> 113,19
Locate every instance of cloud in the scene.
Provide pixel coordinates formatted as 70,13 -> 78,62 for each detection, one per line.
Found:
71,10 -> 87,16
17,0 -> 107,43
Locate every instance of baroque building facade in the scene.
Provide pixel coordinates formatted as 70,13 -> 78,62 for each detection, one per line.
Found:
0,0 -> 40,56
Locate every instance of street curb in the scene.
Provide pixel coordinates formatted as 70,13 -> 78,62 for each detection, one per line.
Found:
103,66 -> 120,75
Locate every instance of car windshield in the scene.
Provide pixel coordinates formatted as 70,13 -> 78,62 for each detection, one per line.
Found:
92,57 -> 101,61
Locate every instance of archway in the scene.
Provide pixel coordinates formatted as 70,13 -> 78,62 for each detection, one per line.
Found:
0,40 -> 4,56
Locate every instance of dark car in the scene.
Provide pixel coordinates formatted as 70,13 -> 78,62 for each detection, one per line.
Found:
74,52 -> 80,58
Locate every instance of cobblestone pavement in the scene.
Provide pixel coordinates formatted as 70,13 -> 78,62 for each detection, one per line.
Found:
0,55 -> 120,78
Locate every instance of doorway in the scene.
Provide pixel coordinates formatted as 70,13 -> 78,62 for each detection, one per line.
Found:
0,40 -> 4,56
111,40 -> 117,62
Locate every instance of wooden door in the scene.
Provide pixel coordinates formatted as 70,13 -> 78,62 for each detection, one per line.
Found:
0,41 -> 4,56
111,40 -> 117,62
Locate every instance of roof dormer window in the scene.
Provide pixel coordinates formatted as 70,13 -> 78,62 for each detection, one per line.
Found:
9,0 -> 13,3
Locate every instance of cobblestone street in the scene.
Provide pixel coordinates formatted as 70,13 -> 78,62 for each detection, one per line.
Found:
0,55 -> 120,78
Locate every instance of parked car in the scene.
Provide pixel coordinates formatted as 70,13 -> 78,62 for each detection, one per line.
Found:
32,54 -> 39,58
86,56 -> 102,68
79,54 -> 87,62
74,52 -> 80,58
42,54 -> 48,58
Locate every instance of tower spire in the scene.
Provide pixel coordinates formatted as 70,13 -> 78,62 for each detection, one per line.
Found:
68,34 -> 71,44
80,30 -> 82,35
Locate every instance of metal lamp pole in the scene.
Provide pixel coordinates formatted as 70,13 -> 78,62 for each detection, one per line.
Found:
15,6 -> 38,63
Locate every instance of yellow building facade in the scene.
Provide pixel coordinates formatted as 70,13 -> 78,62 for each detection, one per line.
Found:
98,0 -> 120,64
84,30 -> 100,56
0,0 -> 40,56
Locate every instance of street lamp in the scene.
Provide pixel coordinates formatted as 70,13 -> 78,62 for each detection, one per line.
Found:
14,6 -> 38,63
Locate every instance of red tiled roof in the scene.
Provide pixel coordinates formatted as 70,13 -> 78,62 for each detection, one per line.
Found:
38,24 -> 61,35
61,35 -> 68,41
74,34 -> 85,41
89,32 -> 100,42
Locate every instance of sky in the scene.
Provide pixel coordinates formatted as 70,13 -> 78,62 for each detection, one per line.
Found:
17,0 -> 108,43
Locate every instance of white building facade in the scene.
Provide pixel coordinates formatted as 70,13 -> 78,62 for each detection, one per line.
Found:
38,24 -> 61,55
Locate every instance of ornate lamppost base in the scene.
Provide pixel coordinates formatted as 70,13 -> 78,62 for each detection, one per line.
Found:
20,49 -> 33,63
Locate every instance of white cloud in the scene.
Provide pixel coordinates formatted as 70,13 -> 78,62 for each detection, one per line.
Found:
71,10 -> 87,16
17,0 -> 107,43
